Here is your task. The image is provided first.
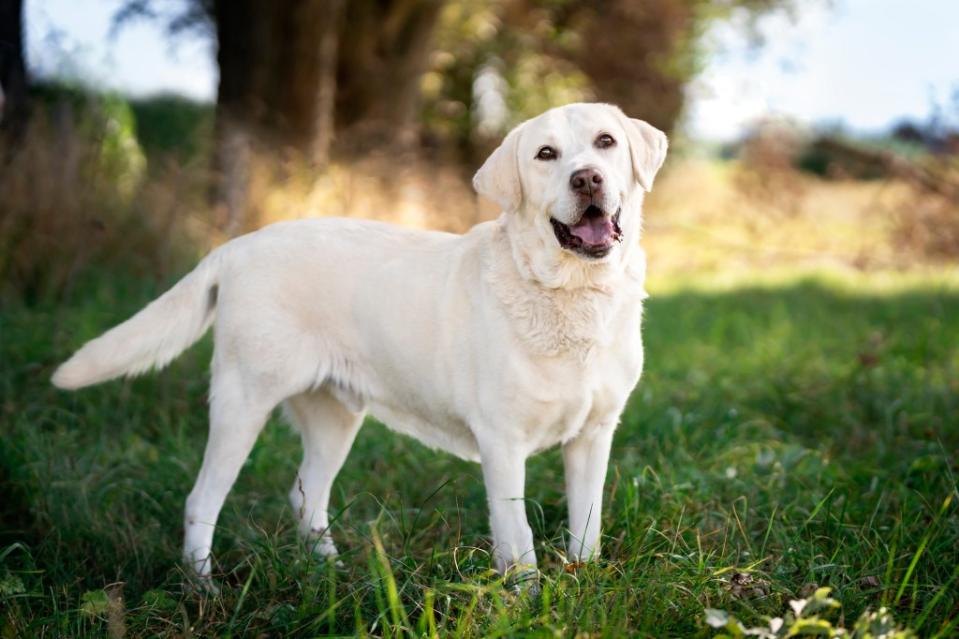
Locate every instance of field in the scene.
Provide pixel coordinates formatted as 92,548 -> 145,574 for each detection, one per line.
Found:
2,262 -> 958,636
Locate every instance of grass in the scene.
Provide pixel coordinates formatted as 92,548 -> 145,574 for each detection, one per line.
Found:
2,268 -> 957,637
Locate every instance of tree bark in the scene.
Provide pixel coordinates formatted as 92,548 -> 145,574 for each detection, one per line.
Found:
568,0 -> 695,134
334,0 -> 443,155
0,0 -> 30,145
209,0 -> 443,230
211,0 -> 343,232
540,0 -> 688,132
214,0 -> 327,155
311,0 -> 342,166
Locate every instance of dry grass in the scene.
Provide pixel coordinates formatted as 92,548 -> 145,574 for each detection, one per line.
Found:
643,158 -> 958,284
247,154 -> 488,234
891,177 -> 959,262
246,148 -> 959,287
241,151 -> 959,291
0,112 -> 205,302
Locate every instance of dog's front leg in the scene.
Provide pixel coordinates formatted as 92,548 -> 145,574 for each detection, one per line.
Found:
562,423 -> 616,562
477,439 -> 536,579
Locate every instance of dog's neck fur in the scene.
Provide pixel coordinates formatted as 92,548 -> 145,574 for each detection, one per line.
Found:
483,198 -> 648,358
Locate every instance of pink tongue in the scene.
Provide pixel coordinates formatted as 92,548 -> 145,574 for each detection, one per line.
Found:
570,216 -> 614,246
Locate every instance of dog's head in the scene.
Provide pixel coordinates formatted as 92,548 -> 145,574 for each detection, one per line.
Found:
474,103 -> 667,275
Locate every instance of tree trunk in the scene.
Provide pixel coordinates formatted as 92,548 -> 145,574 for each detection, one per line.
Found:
334,0 -> 443,155
209,0 -> 442,230
311,0 -> 342,166
0,0 -> 29,146
211,0 -> 342,232
211,0 -> 258,234
564,0 -> 696,134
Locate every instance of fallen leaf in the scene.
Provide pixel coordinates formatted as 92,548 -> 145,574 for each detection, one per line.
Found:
727,571 -> 770,598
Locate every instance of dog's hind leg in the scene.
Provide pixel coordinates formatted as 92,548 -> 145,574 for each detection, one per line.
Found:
285,389 -> 364,558
183,377 -> 272,584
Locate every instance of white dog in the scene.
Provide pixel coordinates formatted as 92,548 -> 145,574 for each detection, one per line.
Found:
52,102 -> 667,585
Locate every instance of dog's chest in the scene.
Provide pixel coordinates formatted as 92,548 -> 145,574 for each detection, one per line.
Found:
504,311 -> 644,453
489,271 -> 622,359
476,235 -> 648,451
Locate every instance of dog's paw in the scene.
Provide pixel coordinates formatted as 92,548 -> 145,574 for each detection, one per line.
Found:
305,533 -> 346,568
308,534 -> 339,557
182,553 -> 221,596
183,573 -> 221,597
505,565 -> 541,596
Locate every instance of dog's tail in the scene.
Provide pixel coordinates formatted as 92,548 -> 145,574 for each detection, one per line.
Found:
52,250 -> 223,390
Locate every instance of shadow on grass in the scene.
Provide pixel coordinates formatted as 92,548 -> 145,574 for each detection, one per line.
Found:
1,278 -> 957,636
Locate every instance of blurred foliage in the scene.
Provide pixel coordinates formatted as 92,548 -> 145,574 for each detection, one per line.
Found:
95,95 -> 147,197
420,0 -> 591,161
30,82 -> 146,194
128,94 -> 213,160
112,0 -> 806,157
707,587 -> 917,638
419,0 -> 805,157
0,83 -> 201,304
97,0 -> 812,231
112,0 -> 214,39
726,116 -> 959,266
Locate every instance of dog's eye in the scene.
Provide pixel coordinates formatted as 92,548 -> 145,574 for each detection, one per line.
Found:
535,146 -> 558,161
595,134 -> 616,149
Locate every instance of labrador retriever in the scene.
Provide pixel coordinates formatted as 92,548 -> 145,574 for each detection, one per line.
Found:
52,102 -> 667,586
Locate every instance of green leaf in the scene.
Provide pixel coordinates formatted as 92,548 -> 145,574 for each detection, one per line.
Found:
142,589 -> 177,611
80,589 -> 110,617
0,573 -> 25,597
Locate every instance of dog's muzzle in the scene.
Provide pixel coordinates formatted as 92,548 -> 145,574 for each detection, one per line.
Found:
550,206 -> 622,259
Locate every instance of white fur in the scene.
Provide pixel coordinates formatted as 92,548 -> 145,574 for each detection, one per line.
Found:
52,103 -> 667,582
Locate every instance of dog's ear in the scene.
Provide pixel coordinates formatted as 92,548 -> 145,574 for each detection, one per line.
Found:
473,124 -> 524,212
618,112 -> 668,192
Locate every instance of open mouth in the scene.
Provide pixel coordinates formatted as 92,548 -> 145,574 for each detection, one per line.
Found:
550,206 -> 622,258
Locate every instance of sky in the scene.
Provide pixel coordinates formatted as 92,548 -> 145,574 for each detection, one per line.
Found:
687,0 -> 959,139
24,0 -> 959,141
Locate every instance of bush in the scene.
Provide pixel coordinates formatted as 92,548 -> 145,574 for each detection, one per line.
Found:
129,94 -> 214,161
0,88 -> 202,304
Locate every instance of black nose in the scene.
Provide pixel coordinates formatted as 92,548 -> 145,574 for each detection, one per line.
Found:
570,168 -> 603,195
